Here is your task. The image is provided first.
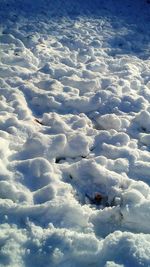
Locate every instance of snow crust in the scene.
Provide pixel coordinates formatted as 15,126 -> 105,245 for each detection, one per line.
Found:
0,0 -> 150,266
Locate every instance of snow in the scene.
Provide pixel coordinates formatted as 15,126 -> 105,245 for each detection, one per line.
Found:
0,0 -> 150,266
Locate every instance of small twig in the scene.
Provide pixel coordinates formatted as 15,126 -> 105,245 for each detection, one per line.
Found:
34,119 -> 44,125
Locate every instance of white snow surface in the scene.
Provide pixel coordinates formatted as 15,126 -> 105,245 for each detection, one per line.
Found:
0,0 -> 150,266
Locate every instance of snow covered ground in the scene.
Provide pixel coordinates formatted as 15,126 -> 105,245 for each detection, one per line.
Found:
0,0 -> 150,266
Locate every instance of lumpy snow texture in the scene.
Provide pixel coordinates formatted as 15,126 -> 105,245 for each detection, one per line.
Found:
0,0 -> 150,266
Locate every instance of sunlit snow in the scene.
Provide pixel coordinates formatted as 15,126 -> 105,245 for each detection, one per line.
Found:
0,0 -> 150,266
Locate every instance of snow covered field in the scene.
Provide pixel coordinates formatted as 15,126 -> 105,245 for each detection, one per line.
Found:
0,0 -> 150,266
